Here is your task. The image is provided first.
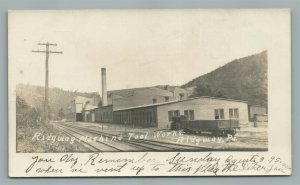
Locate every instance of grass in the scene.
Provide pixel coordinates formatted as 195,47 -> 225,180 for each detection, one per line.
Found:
16,122 -> 90,153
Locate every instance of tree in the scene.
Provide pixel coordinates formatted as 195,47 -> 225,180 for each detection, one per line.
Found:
16,96 -> 41,127
58,108 -> 65,119
16,95 -> 28,109
193,84 -> 213,97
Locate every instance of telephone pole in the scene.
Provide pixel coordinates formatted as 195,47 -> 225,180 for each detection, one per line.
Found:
32,42 -> 63,123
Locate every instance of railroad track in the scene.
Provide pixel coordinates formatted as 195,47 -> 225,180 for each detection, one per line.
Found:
57,125 -> 122,152
56,123 -> 214,152
177,130 -> 268,144
236,136 -> 268,143
57,124 -> 156,151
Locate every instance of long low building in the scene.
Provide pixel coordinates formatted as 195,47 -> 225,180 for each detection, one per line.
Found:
86,96 -> 248,129
78,68 -> 249,128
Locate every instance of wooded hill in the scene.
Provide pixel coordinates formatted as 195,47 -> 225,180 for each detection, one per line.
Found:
16,84 -> 99,120
182,51 -> 268,106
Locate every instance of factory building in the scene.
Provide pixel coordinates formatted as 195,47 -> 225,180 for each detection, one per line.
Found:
113,105 -> 158,127
82,104 -> 98,122
248,105 -> 268,121
74,67 -> 249,128
113,96 -> 248,129
71,95 -> 98,121
248,105 -> 268,126
106,85 -> 192,110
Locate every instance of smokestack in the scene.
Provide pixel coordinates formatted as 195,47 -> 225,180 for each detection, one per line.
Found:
101,68 -> 108,106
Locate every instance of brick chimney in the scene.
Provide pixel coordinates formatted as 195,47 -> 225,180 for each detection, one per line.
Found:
179,93 -> 184,100
164,96 -> 169,102
101,68 -> 108,106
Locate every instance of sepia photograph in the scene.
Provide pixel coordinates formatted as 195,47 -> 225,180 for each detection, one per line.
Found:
8,9 -> 291,177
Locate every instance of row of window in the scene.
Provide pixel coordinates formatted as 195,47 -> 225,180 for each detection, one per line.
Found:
215,108 -> 239,120
114,110 -> 157,125
168,110 -> 195,121
98,111 -> 113,121
184,110 -> 195,121
168,108 -> 239,121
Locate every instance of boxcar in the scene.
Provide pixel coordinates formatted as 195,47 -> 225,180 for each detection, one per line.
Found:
171,116 -> 239,136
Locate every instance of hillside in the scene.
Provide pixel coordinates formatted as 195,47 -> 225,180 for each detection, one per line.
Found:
16,84 -> 100,120
182,51 -> 268,106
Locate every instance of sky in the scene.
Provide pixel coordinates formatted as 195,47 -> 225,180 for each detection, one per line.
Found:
8,9 -> 290,93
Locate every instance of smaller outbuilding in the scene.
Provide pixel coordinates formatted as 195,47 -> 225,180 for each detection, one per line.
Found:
248,105 -> 268,126
82,104 -> 98,122
71,95 -> 100,122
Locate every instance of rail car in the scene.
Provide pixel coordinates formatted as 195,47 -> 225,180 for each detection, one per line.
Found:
171,116 -> 239,136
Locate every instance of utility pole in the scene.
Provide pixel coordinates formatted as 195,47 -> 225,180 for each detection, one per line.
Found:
32,42 -> 63,123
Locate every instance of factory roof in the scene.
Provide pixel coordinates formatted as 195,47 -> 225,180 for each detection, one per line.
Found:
113,96 -> 248,112
74,96 -> 92,104
108,86 -> 173,98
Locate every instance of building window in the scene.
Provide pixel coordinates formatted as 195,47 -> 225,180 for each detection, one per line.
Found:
144,112 -> 146,124
168,111 -> 173,121
189,110 -> 194,120
139,112 -> 141,124
168,110 -> 180,121
184,110 -> 195,120
215,109 -> 224,120
149,112 -> 152,123
229,108 -> 239,119
153,111 -> 157,123
184,110 -> 188,117
148,112 -> 151,124
146,112 -> 149,124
